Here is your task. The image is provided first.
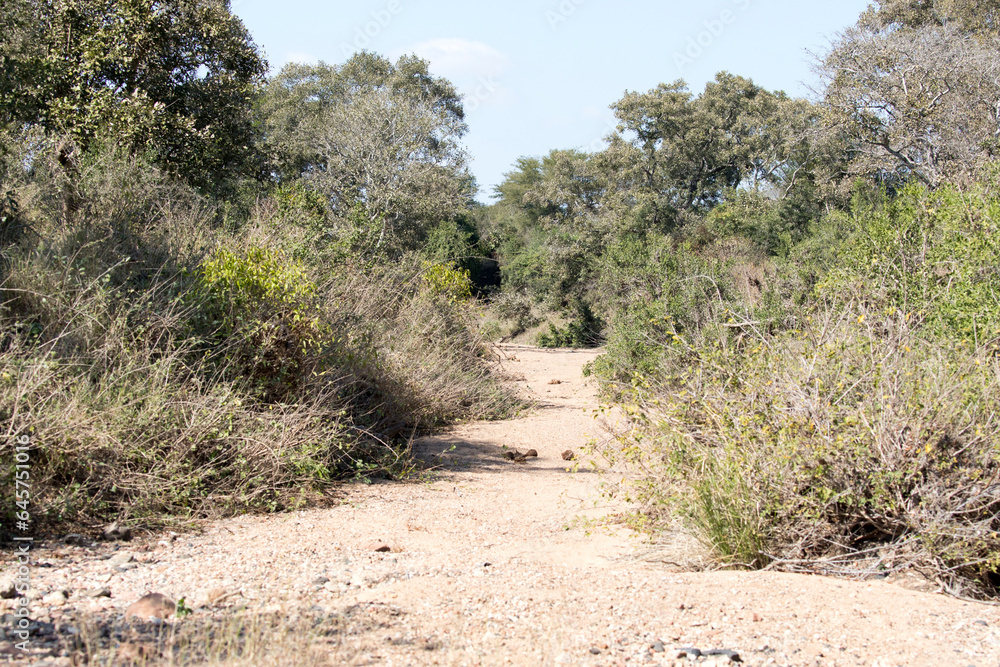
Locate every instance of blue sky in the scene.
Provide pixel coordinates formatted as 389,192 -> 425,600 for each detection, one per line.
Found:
232,0 -> 872,201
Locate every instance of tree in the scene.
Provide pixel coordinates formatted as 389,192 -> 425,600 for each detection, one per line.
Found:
261,54 -> 471,256
521,150 -> 604,227
0,0 -> 267,193
600,73 -> 805,232
859,0 -> 1000,37
492,157 -> 544,220
819,22 -> 1000,187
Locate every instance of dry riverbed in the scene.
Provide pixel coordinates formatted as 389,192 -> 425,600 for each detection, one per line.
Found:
2,346 -> 999,666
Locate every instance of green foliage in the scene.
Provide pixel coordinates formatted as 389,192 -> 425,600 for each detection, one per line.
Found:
588,299 -> 670,381
261,53 -> 464,182
487,289 -> 539,338
603,72 -> 815,228
189,245 -> 323,401
260,54 -> 471,257
706,180 -> 822,257
593,233 -> 779,385
537,300 -> 604,348
422,261 -> 473,303
0,169 -> 520,532
275,181 -> 330,231
860,0 -> 1000,37
0,185 -> 21,244
478,75 -> 821,332
423,217 -> 483,279
0,269 -> 346,528
827,180 -> 1000,345
196,246 -> 317,323
176,598 -> 193,618
1,0 -> 268,193
0,14 -> 519,536
819,14 -> 1000,187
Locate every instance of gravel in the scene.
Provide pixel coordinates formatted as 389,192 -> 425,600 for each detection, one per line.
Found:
2,346 -> 998,666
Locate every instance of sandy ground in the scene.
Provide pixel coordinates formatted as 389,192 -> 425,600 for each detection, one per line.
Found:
2,345 -> 999,666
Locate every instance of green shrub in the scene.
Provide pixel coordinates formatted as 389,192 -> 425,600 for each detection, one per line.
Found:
706,181 -> 822,257
537,299 -> 604,348
423,217 -> 484,281
188,245 -> 326,401
593,233 -> 779,385
599,306 -> 1000,596
824,181 -> 1000,346
274,180 -> 330,231
421,261 -> 473,303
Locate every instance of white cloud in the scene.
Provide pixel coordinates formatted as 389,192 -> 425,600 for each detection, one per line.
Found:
393,39 -> 512,113
405,39 -> 509,79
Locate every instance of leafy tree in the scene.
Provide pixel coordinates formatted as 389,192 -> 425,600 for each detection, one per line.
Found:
485,150 -> 606,305
0,0 -> 268,193
493,157 -> 543,209
521,150 -> 604,227
484,78 -> 818,307
820,12 -> 1000,187
601,73 -> 810,232
261,54 -> 471,256
859,0 -> 1000,36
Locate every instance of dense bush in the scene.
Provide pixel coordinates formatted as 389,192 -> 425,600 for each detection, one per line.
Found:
0,145 -> 520,532
591,233 -> 781,385
825,180 -> 1000,346
599,307 -> 1000,597
188,245 -> 326,402
591,177 -> 1000,598
537,299 -> 604,348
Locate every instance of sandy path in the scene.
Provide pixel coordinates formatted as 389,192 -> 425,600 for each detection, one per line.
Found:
3,346 -> 1000,666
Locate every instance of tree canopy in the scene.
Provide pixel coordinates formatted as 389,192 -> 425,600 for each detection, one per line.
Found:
598,73 -> 814,232
859,0 -> 1000,36
821,3 -> 1000,187
1,0 -> 268,192
261,53 -> 472,255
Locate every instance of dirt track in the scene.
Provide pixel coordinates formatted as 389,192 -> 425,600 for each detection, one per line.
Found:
3,346 -> 1000,665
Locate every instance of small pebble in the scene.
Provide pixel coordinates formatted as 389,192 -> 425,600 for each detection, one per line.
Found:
84,587 -> 112,599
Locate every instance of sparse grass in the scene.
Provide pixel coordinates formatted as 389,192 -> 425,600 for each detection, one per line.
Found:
63,609 -> 346,666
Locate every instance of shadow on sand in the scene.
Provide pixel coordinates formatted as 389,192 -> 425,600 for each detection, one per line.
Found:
409,432 -> 597,478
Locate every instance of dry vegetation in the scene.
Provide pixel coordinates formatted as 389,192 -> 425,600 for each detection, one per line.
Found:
0,142 -> 521,534
587,182 -> 1000,600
